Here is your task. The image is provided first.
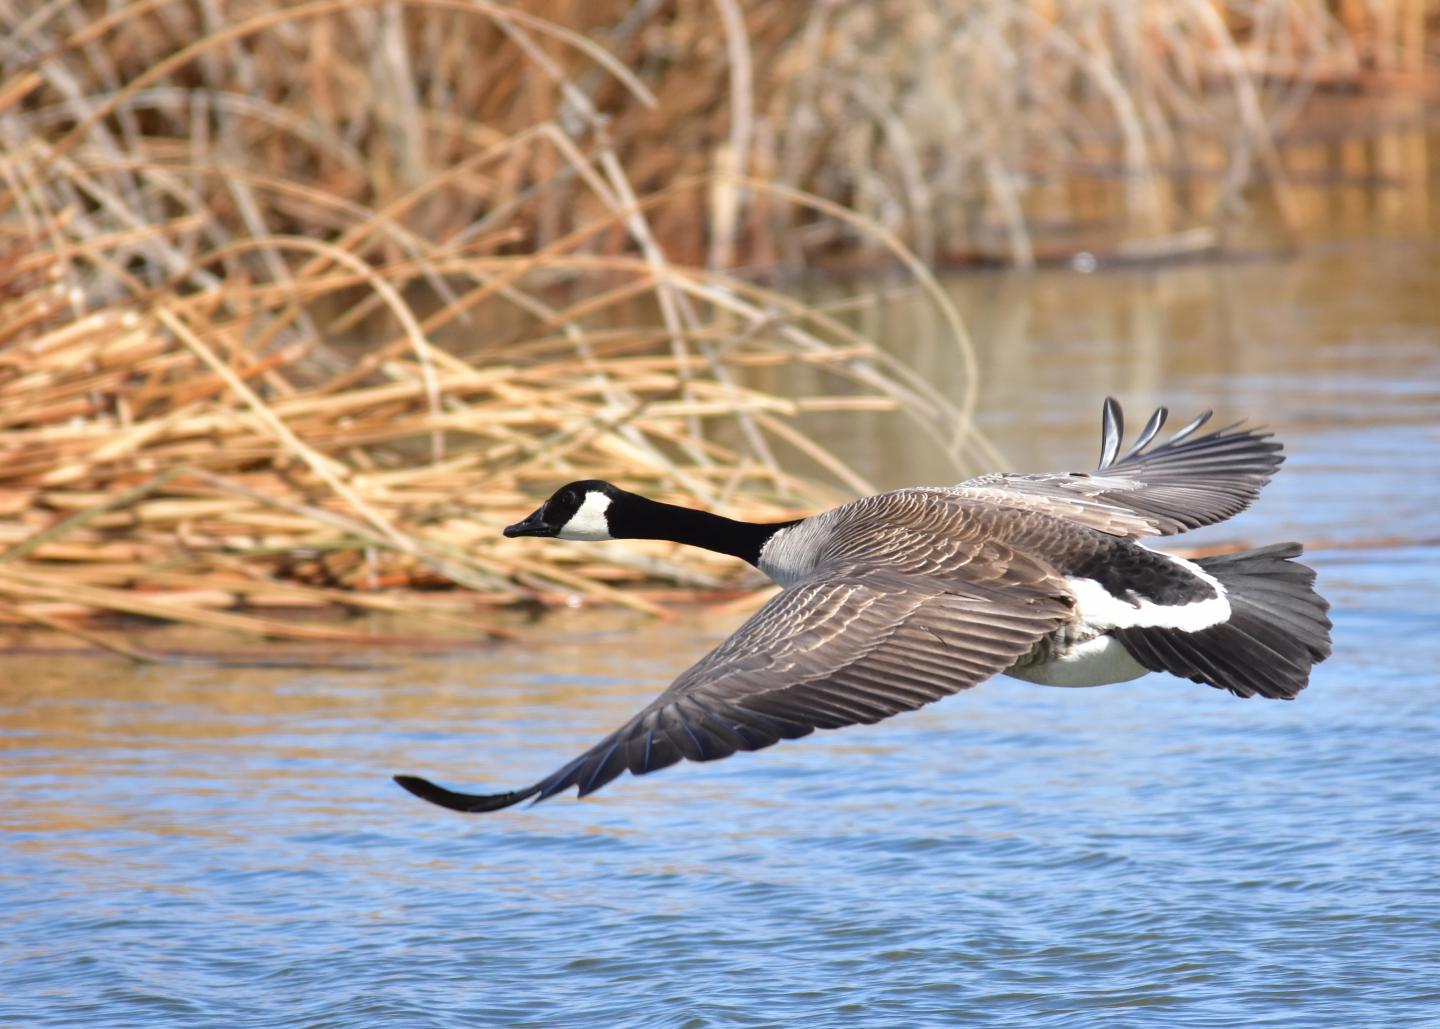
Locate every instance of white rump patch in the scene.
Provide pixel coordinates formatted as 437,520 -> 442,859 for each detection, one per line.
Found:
1066,554 -> 1230,634
1007,635 -> 1148,687
557,491 -> 614,541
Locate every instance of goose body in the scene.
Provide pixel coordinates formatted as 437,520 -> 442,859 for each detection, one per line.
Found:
398,399 -> 1332,813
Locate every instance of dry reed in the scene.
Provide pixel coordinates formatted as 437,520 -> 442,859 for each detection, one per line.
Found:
0,1 -> 1430,650
0,0 -> 994,647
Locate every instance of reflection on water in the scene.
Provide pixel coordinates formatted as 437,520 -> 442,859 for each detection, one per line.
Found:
781,241 -> 1440,504
4,239 -> 1440,1028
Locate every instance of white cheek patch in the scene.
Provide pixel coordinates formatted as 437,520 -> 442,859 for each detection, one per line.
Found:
1066,554 -> 1230,634
557,492 -> 614,541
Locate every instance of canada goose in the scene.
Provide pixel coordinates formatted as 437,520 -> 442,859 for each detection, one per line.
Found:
396,398 -> 1331,813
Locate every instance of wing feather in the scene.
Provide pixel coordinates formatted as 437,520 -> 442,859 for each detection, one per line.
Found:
954,397 -> 1283,537
396,563 -> 1070,812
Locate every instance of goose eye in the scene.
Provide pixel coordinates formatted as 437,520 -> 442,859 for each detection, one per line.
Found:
558,489 -> 578,508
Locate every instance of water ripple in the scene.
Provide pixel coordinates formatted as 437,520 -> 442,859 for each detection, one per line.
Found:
5,265 -> 1440,1027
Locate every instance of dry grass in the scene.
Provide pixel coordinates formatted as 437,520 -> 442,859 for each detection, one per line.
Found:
0,243 -> 974,643
0,0 -> 992,647
0,1 -> 1430,650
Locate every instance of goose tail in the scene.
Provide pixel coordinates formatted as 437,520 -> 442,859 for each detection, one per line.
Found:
1114,543 -> 1332,699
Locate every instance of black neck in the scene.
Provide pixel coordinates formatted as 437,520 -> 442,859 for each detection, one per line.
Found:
615,495 -> 798,567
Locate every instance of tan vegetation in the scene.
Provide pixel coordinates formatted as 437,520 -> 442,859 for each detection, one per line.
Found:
0,1 -> 1431,649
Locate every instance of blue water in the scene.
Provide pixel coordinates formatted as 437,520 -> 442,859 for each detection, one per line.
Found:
4,244 -> 1439,1028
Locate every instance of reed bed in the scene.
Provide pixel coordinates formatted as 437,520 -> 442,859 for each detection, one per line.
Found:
0,1 -> 1430,649
0,1 -> 992,646
0,239 -> 986,644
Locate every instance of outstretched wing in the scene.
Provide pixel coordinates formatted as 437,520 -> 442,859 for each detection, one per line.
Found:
396,564 -> 1071,813
955,397 -> 1284,537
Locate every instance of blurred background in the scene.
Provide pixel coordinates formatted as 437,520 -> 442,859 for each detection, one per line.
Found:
2,3 -> 1438,1027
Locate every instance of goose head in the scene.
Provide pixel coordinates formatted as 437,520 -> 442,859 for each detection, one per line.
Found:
503,480 -> 798,566
504,480 -> 623,541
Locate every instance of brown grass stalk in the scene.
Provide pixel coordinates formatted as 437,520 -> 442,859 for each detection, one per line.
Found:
0,0 -> 1427,649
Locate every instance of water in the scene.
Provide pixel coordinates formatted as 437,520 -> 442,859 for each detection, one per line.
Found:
4,240 -> 1440,1028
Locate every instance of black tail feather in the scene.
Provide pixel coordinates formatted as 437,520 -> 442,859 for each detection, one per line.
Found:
1115,542 -> 1332,699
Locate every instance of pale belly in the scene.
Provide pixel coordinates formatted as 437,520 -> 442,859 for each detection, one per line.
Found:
1004,633 -> 1149,688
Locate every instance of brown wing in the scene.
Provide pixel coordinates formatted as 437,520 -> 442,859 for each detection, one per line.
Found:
396,563 -> 1071,812
955,398 -> 1284,537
